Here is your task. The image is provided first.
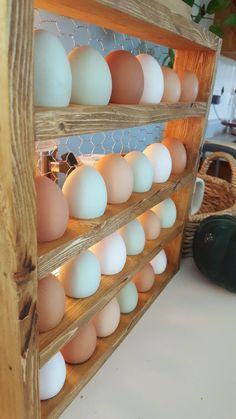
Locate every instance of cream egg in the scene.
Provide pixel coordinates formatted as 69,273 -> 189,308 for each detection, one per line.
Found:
38,274 -> 65,333
90,232 -> 126,275
61,322 -> 97,364
69,46 -> 112,105
34,30 -> 72,107
95,154 -> 134,204
62,165 -> 107,219
179,70 -> 199,102
59,250 -> 101,298
124,150 -> 154,192
132,263 -> 155,292
162,137 -> 187,175
117,282 -> 139,314
118,219 -> 145,256
36,176 -> 69,242
137,210 -> 161,240
152,198 -> 177,228
39,352 -> 66,400
143,143 -> 172,183
161,66 -> 181,103
150,249 -> 167,274
136,54 -> 164,104
93,298 -> 120,337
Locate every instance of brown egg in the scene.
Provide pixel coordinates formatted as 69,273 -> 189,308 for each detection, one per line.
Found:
38,274 -> 65,332
161,66 -> 181,103
138,210 -> 161,240
132,263 -> 155,292
36,176 -> 69,242
179,70 -> 199,102
105,50 -> 144,104
61,322 -> 97,364
162,137 -> 187,175
93,298 -> 120,337
95,154 -> 134,204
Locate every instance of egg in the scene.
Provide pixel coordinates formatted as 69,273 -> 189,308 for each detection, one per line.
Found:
38,274 -> 65,333
62,165 -> 107,219
162,137 -> 187,175
152,198 -> 177,228
143,143 -> 172,183
93,298 -> 120,337
105,50 -> 144,104
68,46 -> 112,105
150,249 -> 167,274
39,352 -> 66,400
36,176 -> 69,242
124,151 -> 153,193
34,30 -> 72,107
118,219 -> 145,256
61,322 -> 97,364
179,70 -> 199,102
117,282 -> 138,314
136,54 -> 164,103
132,263 -> 155,292
137,210 -> 161,240
59,250 -> 101,298
161,66 -> 181,103
91,232 -> 126,275
95,154 -> 134,204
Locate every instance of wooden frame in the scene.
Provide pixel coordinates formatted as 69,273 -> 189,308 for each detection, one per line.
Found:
1,0 -> 221,417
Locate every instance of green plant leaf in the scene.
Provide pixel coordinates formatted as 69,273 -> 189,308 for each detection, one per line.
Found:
168,48 -> 175,60
207,0 -> 229,14
223,13 -> 236,27
209,23 -> 224,37
182,0 -> 195,6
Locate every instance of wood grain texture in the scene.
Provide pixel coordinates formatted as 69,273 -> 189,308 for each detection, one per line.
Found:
38,170 -> 194,279
41,264 -> 176,418
39,221 -> 183,366
1,1 -> 40,418
215,2 -> 236,60
34,102 -> 207,141
34,0 -> 219,51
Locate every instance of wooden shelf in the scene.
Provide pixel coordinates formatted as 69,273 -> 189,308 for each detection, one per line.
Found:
39,221 -> 183,367
41,264 -> 176,418
34,102 -> 207,141
38,170 -> 194,279
34,0 -> 219,52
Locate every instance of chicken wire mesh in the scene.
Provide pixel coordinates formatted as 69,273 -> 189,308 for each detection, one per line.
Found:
34,9 -> 169,180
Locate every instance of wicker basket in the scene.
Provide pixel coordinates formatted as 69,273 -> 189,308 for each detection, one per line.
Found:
183,151 -> 236,257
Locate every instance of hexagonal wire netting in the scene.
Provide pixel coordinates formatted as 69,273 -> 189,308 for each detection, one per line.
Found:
34,9 -> 169,182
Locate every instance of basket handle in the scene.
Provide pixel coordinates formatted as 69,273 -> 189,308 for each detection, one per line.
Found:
199,151 -> 236,196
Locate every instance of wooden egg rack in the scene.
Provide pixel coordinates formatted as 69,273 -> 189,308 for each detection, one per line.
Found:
1,0 -> 221,418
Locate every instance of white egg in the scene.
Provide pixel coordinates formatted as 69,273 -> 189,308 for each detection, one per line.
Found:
62,165 -> 107,219
59,250 -> 101,298
39,352 -> 66,400
136,54 -> 164,104
34,30 -> 72,107
68,46 -> 112,105
124,151 -> 154,193
117,282 -> 139,314
152,198 -> 177,228
143,143 -> 172,183
118,219 -> 145,256
91,232 -> 127,275
150,249 -> 167,274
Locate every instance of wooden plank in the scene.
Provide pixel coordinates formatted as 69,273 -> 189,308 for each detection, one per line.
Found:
34,102 -> 207,141
34,0 -> 219,51
39,221 -> 183,366
41,264 -> 176,418
38,170 -> 194,279
0,1 -> 40,418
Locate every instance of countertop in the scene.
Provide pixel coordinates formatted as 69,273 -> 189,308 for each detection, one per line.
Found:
60,258 -> 236,419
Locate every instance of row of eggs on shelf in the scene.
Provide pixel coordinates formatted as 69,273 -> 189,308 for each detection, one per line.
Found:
34,29 -> 199,107
39,251 -> 169,401
37,139 -> 186,242
38,202 -> 175,333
